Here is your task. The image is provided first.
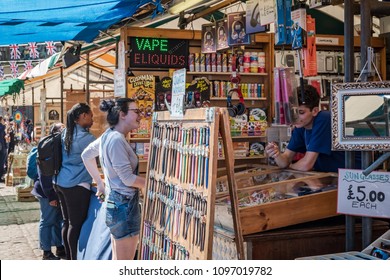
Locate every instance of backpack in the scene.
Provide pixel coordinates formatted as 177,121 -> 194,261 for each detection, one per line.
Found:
37,132 -> 63,177
26,147 -> 38,181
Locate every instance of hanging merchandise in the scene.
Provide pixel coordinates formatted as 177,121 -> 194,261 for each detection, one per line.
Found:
280,67 -> 298,125
201,24 -> 216,54
303,15 -> 318,77
258,0 -> 275,26
227,12 -> 250,46
13,109 -> 23,124
274,0 -> 293,46
273,67 -> 298,125
291,2 -> 307,48
246,0 -> 269,34
216,19 -> 229,51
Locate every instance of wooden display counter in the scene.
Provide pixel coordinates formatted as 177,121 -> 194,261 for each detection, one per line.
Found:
244,216 -> 389,260
215,170 -> 339,235
212,217 -> 390,260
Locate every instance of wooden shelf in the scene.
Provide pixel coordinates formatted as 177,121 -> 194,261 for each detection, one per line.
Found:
211,97 -> 266,101
219,135 -> 266,141
218,155 -> 266,160
188,71 -> 268,76
129,137 -> 150,143
231,135 -> 266,141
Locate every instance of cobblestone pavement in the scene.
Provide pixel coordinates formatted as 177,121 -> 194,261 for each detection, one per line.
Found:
0,183 -> 41,260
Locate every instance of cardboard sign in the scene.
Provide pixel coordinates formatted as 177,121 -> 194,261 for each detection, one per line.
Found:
338,169 -> 390,218
127,74 -> 155,138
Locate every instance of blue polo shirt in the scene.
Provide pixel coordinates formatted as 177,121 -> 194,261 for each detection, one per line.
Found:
287,111 -> 346,172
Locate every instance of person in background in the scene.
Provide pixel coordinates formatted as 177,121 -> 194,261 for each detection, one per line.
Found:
82,98 -> 145,260
265,84 -> 349,173
55,103 -> 96,260
25,119 -> 34,142
0,116 -> 7,182
31,123 -> 66,260
5,118 -> 16,155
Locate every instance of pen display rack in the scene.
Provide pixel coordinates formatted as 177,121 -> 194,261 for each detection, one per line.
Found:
140,108 -> 220,260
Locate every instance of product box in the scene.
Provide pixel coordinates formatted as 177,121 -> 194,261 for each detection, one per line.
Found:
135,143 -> 144,159
12,167 -> 27,177
215,172 -> 339,235
230,109 -> 249,136
12,154 -> 27,168
249,142 -> 265,157
143,143 -> 150,161
232,142 -> 249,158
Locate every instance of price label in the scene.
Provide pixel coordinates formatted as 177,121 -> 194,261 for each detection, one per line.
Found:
170,68 -> 186,118
338,169 -> 390,218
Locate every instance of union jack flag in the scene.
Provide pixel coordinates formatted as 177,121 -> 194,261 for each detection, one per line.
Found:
9,44 -> 21,60
24,60 -> 33,71
28,42 -> 39,59
45,41 -> 57,56
10,61 -> 18,77
0,65 -> 4,80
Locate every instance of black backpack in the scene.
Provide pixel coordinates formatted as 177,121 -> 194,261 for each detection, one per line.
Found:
37,132 -> 63,177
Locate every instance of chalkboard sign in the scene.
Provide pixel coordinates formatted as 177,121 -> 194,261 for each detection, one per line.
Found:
129,37 -> 188,69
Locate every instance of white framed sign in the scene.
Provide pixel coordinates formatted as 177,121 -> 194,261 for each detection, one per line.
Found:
114,68 -> 126,98
170,68 -> 186,118
338,169 -> 390,218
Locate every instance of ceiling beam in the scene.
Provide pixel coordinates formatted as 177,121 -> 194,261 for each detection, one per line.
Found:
184,0 -> 242,26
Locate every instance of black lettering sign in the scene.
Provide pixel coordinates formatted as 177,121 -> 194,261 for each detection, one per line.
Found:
129,37 -> 188,69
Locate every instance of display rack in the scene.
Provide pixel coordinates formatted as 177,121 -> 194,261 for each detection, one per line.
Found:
120,27 -> 274,172
139,107 -> 236,260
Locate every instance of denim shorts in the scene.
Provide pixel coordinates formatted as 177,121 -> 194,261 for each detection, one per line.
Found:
105,190 -> 140,240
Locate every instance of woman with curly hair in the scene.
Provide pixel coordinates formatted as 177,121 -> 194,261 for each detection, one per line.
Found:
55,103 -> 96,260
82,98 -> 145,260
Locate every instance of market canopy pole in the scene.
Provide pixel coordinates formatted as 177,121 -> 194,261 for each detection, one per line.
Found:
40,80 -> 47,138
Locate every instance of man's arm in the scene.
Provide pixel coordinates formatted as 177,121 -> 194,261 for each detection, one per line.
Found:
289,151 -> 318,171
265,143 -> 296,168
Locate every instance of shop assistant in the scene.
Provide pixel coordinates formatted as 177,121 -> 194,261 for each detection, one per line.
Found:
265,85 -> 350,173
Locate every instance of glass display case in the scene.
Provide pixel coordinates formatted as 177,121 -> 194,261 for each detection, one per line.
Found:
216,168 -> 321,194
214,172 -> 339,235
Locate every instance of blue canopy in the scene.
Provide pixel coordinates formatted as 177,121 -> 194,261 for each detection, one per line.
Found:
0,0 -> 162,44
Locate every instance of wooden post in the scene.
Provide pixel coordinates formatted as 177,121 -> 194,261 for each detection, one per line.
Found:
219,108 -> 245,259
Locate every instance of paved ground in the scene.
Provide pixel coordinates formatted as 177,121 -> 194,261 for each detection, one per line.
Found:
0,183 -> 42,260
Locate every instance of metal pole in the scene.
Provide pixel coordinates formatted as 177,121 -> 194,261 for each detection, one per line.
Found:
86,52 -> 90,104
360,0 -> 373,249
32,87 -> 35,126
60,67 -> 64,123
344,0 -> 356,252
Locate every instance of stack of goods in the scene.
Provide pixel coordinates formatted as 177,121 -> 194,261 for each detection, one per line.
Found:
11,151 -> 28,187
130,142 -> 150,161
248,108 -> 268,136
15,184 -> 36,202
188,51 -> 267,74
211,80 -> 264,98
